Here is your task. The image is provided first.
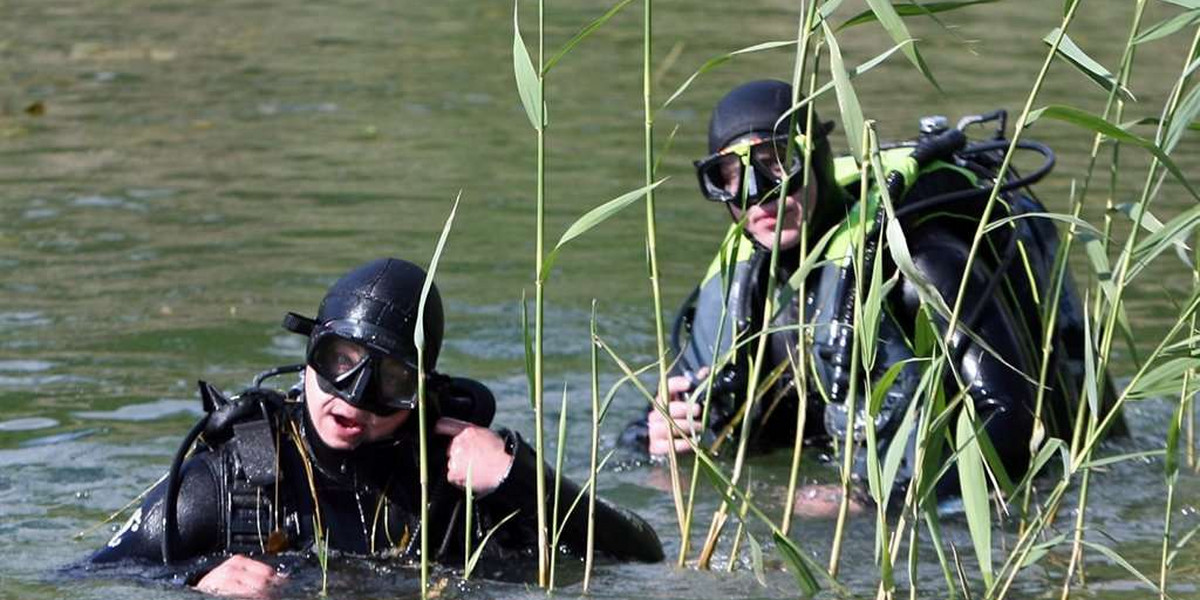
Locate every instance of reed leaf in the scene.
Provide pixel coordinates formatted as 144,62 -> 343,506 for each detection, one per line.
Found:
512,0 -> 542,132
955,409 -> 994,588
661,40 -> 796,110
773,40 -> 914,137
838,0 -> 999,30
869,357 -> 924,416
881,383 -> 922,508
543,0 -> 636,75
859,256 -> 896,367
772,532 -> 821,596
747,532 -> 768,587
823,20 -> 866,160
1026,104 -> 1200,202
1044,29 -> 1136,102
1167,399 -> 1185,479
1133,8 -> 1200,45
982,211 -> 1100,236
1082,234 -> 1137,353
521,290 -> 535,410
540,179 -> 667,279
1132,203 -> 1200,272
820,0 -> 849,20
1079,449 -> 1166,469
1124,356 -> 1200,399
863,0 -> 941,90
1162,0 -> 1200,10
464,511 -> 520,578
414,192 -> 459,599
1020,533 -> 1068,568
1078,540 -> 1165,594
1166,81 -> 1200,153
1011,438 -> 1068,496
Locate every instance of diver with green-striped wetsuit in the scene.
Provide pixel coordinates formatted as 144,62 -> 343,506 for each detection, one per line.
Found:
620,79 -> 1123,515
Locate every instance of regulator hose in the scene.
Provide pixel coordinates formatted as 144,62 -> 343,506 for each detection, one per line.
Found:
162,414 -> 209,565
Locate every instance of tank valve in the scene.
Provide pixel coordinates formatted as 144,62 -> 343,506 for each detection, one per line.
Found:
919,115 -> 949,136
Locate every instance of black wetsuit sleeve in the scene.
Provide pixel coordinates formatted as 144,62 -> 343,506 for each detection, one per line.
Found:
88,452 -> 227,582
484,430 -> 664,563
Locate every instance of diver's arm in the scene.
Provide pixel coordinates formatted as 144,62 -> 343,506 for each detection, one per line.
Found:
90,453 -> 225,566
485,430 -> 664,563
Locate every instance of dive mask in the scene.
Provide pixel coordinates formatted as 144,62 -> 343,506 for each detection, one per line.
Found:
694,133 -> 806,205
305,319 -> 420,416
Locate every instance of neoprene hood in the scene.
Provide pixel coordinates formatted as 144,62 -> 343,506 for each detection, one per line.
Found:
284,258 -> 443,372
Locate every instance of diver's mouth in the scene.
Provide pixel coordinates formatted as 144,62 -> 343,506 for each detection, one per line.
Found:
332,413 -> 364,433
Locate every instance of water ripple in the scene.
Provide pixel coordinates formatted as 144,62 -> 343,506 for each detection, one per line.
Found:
73,399 -> 202,422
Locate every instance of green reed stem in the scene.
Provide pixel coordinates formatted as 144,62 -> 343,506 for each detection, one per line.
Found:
1161,378 -> 1188,600
532,0 -> 549,586
641,0 -> 688,543
828,123 -> 875,578
584,302 -> 599,592
548,388 -> 569,592
780,0 -> 820,539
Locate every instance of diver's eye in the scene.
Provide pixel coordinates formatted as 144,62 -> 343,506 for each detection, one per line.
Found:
378,358 -> 417,399
313,337 -> 369,377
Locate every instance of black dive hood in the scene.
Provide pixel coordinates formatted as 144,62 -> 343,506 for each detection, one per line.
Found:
283,258 -> 444,414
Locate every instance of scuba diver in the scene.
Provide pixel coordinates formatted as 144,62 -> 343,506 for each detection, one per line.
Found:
89,257 -> 663,597
620,79 -> 1121,515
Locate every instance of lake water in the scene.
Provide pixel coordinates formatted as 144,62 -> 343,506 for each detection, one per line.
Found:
4,0 -> 1200,598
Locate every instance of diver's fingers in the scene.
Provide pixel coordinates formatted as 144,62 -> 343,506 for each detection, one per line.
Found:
667,400 -> 700,420
665,374 -> 693,397
649,437 -> 694,456
195,554 -> 286,599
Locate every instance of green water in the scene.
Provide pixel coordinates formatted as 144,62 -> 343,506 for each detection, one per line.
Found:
3,0 -> 1200,598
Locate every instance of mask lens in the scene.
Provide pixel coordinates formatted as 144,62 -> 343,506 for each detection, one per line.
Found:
377,357 -> 418,410
311,337 -> 370,381
750,136 -> 800,179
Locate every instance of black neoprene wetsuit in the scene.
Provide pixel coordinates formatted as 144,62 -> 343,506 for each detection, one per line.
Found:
90,379 -> 663,585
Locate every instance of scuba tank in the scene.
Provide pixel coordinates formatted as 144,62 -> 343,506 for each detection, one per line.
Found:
811,109 -> 1059,440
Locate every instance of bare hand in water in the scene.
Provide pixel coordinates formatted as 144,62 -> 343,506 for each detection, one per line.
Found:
647,368 -> 708,456
792,483 -> 870,520
195,554 -> 286,599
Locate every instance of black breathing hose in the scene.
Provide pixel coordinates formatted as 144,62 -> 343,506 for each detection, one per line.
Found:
162,414 -> 210,564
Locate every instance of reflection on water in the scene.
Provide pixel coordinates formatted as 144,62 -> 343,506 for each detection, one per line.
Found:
3,0 -> 1200,597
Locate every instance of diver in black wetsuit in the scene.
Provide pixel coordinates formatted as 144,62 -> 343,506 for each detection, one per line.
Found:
620,79 -> 1121,515
89,258 -> 662,597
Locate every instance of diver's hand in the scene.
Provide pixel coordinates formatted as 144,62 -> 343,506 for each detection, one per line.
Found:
792,483 -> 870,520
647,368 -> 707,456
435,417 -> 514,495
194,554 -> 286,599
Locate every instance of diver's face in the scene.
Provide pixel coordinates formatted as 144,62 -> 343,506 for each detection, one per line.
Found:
304,366 -> 411,450
714,137 -> 815,251
726,177 -> 816,251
